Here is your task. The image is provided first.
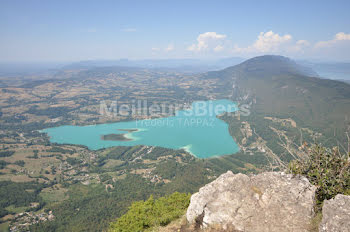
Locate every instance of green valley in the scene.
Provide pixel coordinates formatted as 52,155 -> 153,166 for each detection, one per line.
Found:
0,55 -> 349,231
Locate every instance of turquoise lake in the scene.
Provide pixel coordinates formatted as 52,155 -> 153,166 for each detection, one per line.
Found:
42,99 -> 240,158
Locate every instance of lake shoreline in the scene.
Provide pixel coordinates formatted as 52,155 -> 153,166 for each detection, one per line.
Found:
41,99 -> 240,158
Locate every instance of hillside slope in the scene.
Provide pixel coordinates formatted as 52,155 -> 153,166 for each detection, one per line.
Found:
204,55 -> 350,167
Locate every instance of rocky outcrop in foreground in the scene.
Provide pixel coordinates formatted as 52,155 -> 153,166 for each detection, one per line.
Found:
319,194 -> 350,232
186,171 -> 316,232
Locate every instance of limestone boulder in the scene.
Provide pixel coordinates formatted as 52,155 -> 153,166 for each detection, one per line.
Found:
186,171 -> 316,232
319,194 -> 350,232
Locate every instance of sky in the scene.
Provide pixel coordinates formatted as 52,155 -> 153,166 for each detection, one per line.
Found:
1,0 -> 350,62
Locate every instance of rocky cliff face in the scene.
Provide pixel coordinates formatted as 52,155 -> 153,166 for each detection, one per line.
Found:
186,171 -> 317,232
319,194 -> 350,232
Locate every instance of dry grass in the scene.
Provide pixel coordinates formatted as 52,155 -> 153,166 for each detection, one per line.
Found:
308,213 -> 322,232
10,175 -> 34,182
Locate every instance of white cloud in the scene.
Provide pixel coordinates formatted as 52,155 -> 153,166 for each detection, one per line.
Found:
315,32 -> 350,48
254,31 -> 292,52
187,32 -> 227,52
311,32 -> 350,60
231,31 -> 349,60
165,44 -> 174,52
165,30 -> 350,60
335,32 -> 350,40
151,47 -> 160,51
234,31 -> 294,54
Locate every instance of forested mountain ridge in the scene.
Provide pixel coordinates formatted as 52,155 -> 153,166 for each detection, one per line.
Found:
204,55 -> 350,168
205,55 -> 319,79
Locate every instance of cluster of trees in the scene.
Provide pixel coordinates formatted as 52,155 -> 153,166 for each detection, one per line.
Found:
66,157 -> 82,166
27,150 -> 39,159
30,174 -> 157,231
46,146 -> 75,154
0,181 -> 46,217
0,150 -> 15,157
142,147 -> 184,161
29,156 -> 217,232
26,106 -> 73,119
14,160 -> 25,167
152,160 -> 183,180
0,160 -> 9,169
109,192 -> 190,232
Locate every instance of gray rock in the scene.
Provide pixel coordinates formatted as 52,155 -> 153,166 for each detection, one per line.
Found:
319,194 -> 350,232
186,171 -> 316,232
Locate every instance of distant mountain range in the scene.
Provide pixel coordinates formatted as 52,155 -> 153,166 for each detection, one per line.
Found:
205,55 -> 319,79
61,57 -> 245,73
1,57 -> 350,80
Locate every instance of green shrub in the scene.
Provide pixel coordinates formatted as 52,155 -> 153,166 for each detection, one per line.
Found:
14,160 -> 25,167
288,144 -> 350,211
0,150 -> 15,157
0,160 -> 9,169
109,192 -> 191,232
